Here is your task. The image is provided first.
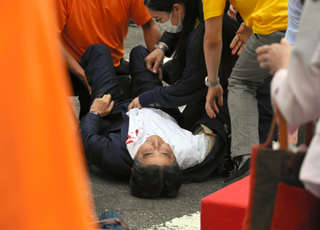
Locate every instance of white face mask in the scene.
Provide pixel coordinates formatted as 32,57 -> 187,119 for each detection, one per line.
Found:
158,12 -> 183,33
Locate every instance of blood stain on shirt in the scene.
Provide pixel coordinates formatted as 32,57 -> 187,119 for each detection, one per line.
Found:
125,140 -> 133,145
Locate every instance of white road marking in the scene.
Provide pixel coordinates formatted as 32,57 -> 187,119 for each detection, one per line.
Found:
143,212 -> 200,230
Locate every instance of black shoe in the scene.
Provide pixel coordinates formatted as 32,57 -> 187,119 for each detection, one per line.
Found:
224,158 -> 250,185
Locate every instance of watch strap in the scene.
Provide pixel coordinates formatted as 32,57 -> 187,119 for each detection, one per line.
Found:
205,77 -> 220,87
154,43 -> 168,53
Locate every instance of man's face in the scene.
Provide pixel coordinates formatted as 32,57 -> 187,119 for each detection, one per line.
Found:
135,135 -> 175,166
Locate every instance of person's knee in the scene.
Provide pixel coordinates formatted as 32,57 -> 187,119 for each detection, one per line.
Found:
130,45 -> 149,61
88,44 -> 111,56
129,45 -> 150,75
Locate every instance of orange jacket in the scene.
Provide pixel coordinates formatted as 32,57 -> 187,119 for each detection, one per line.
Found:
1,0 -> 97,229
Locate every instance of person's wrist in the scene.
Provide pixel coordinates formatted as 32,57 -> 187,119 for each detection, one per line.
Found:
154,43 -> 168,53
205,76 -> 220,87
89,110 -> 102,120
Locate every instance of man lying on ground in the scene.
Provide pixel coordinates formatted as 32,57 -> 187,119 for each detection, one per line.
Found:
79,44 -> 229,199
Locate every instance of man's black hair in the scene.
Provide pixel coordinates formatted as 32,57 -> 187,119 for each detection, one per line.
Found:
130,158 -> 182,198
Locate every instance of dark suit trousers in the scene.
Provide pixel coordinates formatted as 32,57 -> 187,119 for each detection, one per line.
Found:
69,44 -> 131,119
73,44 -> 180,120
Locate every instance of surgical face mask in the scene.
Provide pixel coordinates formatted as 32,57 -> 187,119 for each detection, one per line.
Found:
158,12 -> 183,33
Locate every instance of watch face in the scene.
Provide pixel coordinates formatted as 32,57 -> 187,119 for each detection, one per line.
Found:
154,43 -> 168,52
156,44 -> 166,51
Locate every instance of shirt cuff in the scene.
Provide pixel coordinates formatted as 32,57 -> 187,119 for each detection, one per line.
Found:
139,91 -> 155,107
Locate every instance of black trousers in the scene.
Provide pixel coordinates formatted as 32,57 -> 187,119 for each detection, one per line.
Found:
69,44 -> 131,120
72,44 -> 180,122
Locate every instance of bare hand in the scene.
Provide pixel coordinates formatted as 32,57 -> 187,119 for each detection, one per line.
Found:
205,84 -> 224,118
227,4 -> 238,21
127,97 -> 142,110
256,38 -> 292,75
230,22 -> 252,56
90,94 -> 114,117
145,48 -> 165,80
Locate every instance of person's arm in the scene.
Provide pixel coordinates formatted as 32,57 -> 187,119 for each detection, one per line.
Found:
256,38 -> 292,75
230,22 -> 252,56
144,32 -> 179,75
80,95 -> 114,163
203,15 -> 224,118
57,40 -> 91,92
159,32 -> 180,56
227,4 -> 238,21
271,43 -> 320,126
51,0 -> 91,92
141,18 -> 161,52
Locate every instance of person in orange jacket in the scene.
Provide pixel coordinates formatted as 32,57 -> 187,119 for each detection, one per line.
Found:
51,0 -> 161,119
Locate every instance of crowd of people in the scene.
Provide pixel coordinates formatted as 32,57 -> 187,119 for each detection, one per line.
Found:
50,0 -> 320,199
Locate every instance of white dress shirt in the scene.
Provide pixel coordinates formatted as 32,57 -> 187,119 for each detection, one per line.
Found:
126,108 -> 209,170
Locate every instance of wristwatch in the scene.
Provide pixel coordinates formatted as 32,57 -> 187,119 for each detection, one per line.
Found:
154,43 -> 168,53
205,76 -> 220,87
90,111 -> 102,120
